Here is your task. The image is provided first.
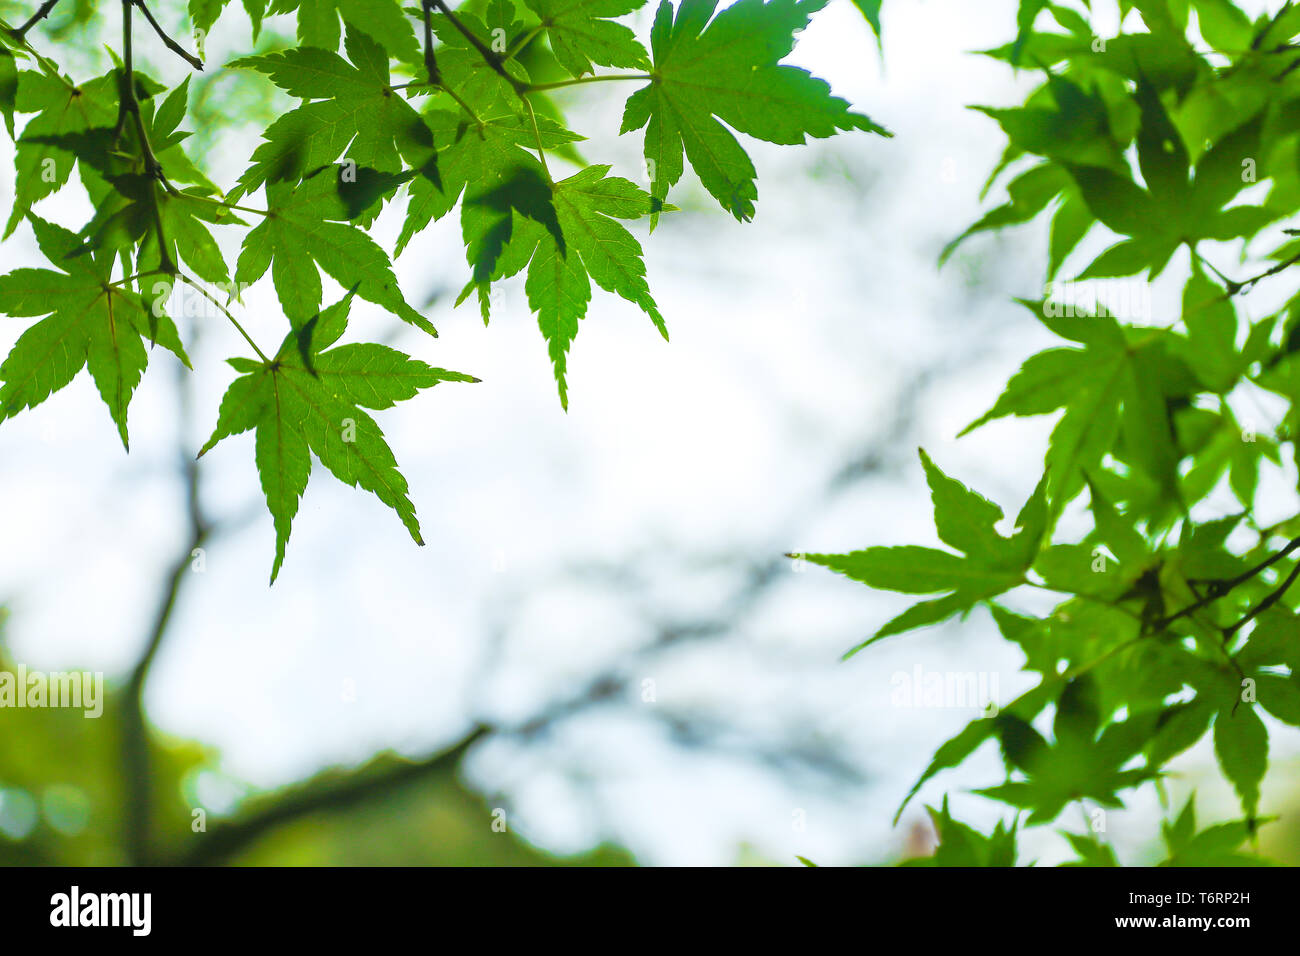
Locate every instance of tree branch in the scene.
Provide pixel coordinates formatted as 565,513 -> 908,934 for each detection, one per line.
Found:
121,384 -> 209,866
171,726 -> 489,866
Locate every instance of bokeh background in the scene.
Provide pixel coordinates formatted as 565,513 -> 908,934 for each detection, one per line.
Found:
0,0 -> 1297,865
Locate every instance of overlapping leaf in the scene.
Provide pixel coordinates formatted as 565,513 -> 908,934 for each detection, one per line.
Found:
4,70 -> 121,237
462,164 -> 664,407
978,677 -> 1160,824
620,0 -> 888,221
900,797 -> 1017,867
523,0 -> 649,77
960,303 -> 1188,516
230,25 -> 436,193
1159,796 -> 1273,865
801,449 -> 1048,656
199,292 -> 477,581
0,216 -> 190,447
236,171 -> 434,333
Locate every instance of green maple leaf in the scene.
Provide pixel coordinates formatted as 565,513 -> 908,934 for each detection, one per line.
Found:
976,71 -> 1125,171
230,25 -> 436,193
1216,615 -> 1300,817
267,0 -> 421,65
466,165 -> 664,408
1213,702 -> 1268,820
0,215 -> 190,448
849,0 -> 883,47
801,449 -> 1049,657
192,0 -> 271,39
900,797 -> 1017,867
1159,796 -> 1273,866
189,0 -> 230,34
977,677 -> 1160,825
892,681 -> 1057,824
199,292 -> 478,582
459,162 -> 564,294
1066,81 -> 1271,278
1085,477 -> 1150,569
940,163 -> 1070,266
960,303 -> 1187,515
0,46 -> 18,139
620,0 -> 888,222
522,0 -> 650,77
5,70 -> 122,238
1191,0 -> 1253,52
23,77 -> 232,275
236,171 -> 435,333
1060,832 -> 1120,867
428,6 -> 532,112
1173,267 -> 1247,395
396,108 -> 581,254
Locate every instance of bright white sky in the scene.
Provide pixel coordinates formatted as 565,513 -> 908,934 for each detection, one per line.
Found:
0,0 -> 1295,865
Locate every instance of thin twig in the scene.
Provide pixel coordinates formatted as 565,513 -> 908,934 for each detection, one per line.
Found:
429,0 -> 521,91
1220,249 -> 1300,296
1223,559 -> 1300,639
9,0 -> 61,41
420,0 -> 440,85
132,0 -> 204,71
118,0 -> 176,273
1156,535 -> 1300,630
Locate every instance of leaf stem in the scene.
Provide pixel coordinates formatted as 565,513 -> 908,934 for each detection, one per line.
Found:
112,267 -> 167,287
522,73 -> 653,93
177,190 -> 269,217
393,78 -> 484,125
177,272 -> 270,363
502,23 -> 543,62
524,95 -> 550,180
441,80 -> 484,124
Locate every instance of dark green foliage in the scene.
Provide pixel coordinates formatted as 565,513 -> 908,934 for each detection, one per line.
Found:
800,0 -> 1300,866
0,0 -> 879,579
